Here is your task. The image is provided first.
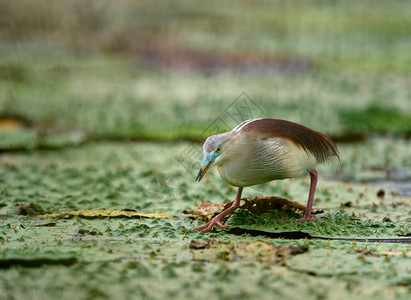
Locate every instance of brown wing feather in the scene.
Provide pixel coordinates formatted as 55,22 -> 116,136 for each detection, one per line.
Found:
241,118 -> 339,163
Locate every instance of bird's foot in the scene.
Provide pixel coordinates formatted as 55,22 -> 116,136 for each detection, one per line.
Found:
194,217 -> 228,233
194,191 -> 242,233
296,216 -> 318,222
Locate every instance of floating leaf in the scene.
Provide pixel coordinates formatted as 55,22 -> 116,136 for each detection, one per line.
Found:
41,209 -> 174,219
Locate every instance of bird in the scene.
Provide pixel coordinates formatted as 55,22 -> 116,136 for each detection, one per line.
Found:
194,118 -> 339,233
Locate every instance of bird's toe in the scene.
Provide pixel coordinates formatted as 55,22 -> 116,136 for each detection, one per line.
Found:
215,221 -> 229,229
194,223 -> 209,231
296,217 -> 319,222
194,218 -> 229,232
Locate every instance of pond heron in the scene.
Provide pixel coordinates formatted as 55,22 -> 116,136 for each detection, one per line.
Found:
195,118 -> 339,233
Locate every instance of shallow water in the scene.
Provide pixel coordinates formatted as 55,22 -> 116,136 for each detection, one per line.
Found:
374,180 -> 411,198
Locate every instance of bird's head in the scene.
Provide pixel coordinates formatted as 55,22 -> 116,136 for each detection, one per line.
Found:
196,134 -> 228,182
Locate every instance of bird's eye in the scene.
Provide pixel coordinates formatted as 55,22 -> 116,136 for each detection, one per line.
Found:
216,147 -> 221,153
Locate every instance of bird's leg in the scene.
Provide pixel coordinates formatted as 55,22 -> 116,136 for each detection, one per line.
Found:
194,187 -> 243,233
297,170 -> 319,222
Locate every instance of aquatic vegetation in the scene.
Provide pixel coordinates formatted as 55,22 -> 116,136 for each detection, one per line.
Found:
0,140 -> 410,298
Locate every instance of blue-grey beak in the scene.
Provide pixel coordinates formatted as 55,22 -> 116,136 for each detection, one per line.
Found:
196,154 -> 216,182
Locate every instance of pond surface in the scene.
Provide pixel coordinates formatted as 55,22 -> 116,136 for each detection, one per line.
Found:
0,139 -> 410,299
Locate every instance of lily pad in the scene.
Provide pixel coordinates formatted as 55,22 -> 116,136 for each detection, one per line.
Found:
225,209 -> 410,239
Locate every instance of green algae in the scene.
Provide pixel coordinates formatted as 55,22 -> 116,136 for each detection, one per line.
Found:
340,105 -> 411,135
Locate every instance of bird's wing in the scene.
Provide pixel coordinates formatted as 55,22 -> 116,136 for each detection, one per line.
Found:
237,118 -> 339,163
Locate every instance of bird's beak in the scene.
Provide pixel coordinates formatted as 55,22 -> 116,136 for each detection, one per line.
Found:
196,153 -> 216,182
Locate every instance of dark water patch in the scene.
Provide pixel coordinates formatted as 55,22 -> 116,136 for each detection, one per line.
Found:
227,228 -> 411,244
0,258 -> 78,269
228,228 -> 312,239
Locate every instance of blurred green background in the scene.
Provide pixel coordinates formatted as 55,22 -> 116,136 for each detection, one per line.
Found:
1,0 -> 410,149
